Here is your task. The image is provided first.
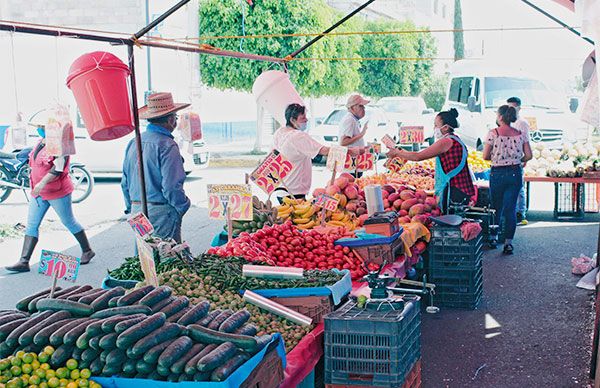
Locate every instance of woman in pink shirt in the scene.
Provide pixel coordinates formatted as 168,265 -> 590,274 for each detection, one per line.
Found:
5,127 -> 95,273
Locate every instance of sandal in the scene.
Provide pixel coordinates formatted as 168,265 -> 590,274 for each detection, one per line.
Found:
503,244 -> 514,255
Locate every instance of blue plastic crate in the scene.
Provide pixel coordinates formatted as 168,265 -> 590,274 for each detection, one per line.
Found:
324,297 -> 421,387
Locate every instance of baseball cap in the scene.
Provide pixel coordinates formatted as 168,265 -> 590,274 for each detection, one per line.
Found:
346,94 -> 370,108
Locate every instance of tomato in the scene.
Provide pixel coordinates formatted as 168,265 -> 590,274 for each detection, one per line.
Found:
278,235 -> 285,241
342,247 -> 350,254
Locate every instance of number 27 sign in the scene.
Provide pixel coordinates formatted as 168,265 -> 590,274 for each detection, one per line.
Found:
207,184 -> 253,221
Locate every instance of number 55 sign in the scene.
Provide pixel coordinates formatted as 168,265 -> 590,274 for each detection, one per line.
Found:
207,184 -> 253,221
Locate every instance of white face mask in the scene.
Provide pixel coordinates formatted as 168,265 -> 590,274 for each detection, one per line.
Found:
297,122 -> 308,131
434,126 -> 443,139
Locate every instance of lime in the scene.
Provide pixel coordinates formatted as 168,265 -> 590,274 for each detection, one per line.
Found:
69,369 -> 79,380
22,354 -> 35,365
79,369 -> 91,380
21,364 -> 32,375
10,358 -> 21,368
36,354 -> 48,365
66,382 -> 77,388
29,374 -> 41,385
46,377 -> 59,388
5,378 -> 19,388
65,360 -> 77,372
0,360 -> 9,371
40,382 -> 49,388
15,352 -> 25,360
77,378 -> 89,387
58,378 -> 69,387
42,347 -> 54,356
9,366 -> 21,377
3,370 -> 13,379
30,361 -> 40,371
34,369 -> 45,379
55,369 -> 68,380
45,370 -> 55,379
39,365 -> 50,372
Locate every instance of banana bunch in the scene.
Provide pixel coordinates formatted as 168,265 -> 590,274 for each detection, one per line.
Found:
325,209 -> 359,230
277,198 -> 319,230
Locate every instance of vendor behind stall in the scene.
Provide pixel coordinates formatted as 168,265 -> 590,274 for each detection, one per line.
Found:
387,108 -> 475,212
273,103 -> 361,203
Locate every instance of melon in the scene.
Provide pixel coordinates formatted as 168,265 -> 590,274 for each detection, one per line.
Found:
399,190 -> 415,201
415,189 -> 428,200
401,198 -> 419,211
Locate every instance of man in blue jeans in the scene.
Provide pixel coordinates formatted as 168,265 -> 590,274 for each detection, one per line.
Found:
507,97 -> 530,225
121,92 -> 191,243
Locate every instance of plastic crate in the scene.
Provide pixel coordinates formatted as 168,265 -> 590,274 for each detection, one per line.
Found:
325,359 -> 420,388
429,266 -> 483,295
351,237 -> 404,265
270,295 -> 334,323
240,345 -> 285,388
429,227 -> 483,256
585,183 -> 600,213
324,298 -> 421,387
554,182 -> 585,220
427,249 -> 483,272
436,283 -> 483,310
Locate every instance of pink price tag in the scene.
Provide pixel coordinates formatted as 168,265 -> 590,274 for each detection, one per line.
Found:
315,194 -> 339,212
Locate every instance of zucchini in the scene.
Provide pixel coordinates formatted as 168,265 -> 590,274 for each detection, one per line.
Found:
79,360 -> 91,370
167,373 -> 180,382
126,346 -> 138,359
210,353 -> 250,382
122,359 -> 137,376
197,342 -> 237,372
197,309 -> 222,327
157,336 -> 193,369
81,348 -> 99,363
105,348 -> 126,365
117,285 -> 155,307
90,287 -> 125,312
50,344 -> 74,368
58,285 -> 93,300
76,332 -> 90,350
194,371 -> 211,381
114,315 -> 147,334
139,286 -> 172,307
102,363 -> 121,377
0,313 -> 27,326
187,324 -> 257,351
151,296 -> 176,313
67,288 -> 97,301
184,344 -> 217,375
135,359 -> 154,375
19,310 -> 72,346
178,373 -> 193,382
86,319 -> 110,337
108,296 -> 120,308
166,307 -> 191,323
88,335 -> 102,351
146,371 -> 164,381
72,347 -> 84,361
78,289 -> 109,305
64,319 -> 98,346
0,317 -> 29,342
218,310 -> 251,333
208,309 -> 233,330
116,312 -> 167,349
33,318 -> 77,346
235,324 -> 258,337
28,286 -> 77,312
158,296 -> 189,318
143,339 -> 173,364
5,310 -> 54,347
99,349 -> 110,363
129,323 -> 181,358
101,314 -> 144,333
99,332 -> 118,350
170,343 -> 204,375
90,305 -> 152,319
35,299 -> 93,317
16,288 -> 56,311
49,318 -> 87,346
0,342 -> 14,358
157,364 -> 171,377
178,301 -> 210,326
89,357 -> 105,375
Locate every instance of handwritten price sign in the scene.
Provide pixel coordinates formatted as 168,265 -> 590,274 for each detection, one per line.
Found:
38,250 -> 80,283
314,194 -> 340,212
344,153 -> 375,172
326,145 -> 348,171
399,126 -> 424,144
207,184 -> 253,221
382,134 -> 396,149
250,150 -> 294,195
368,142 -> 382,154
136,237 -> 158,287
128,212 -> 154,238
385,157 -> 407,174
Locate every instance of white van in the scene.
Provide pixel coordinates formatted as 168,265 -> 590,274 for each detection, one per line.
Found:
443,60 -> 589,150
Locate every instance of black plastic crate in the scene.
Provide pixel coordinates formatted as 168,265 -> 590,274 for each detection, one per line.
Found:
429,226 -> 483,256
324,297 -> 421,387
554,182 -> 585,220
429,267 -> 483,295
427,249 -> 483,271
436,283 -> 483,310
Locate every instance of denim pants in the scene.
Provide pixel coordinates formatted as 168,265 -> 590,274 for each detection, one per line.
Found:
490,165 -> 523,241
131,203 -> 183,243
26,194 -> 83,238
516,180 -> 527,215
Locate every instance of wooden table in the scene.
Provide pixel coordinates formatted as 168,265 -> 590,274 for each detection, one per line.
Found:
524,176 -> 600,219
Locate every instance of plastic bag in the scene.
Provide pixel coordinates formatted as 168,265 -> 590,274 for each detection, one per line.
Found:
5,115 -> 27,150
571,254 -> 596,275
178,111 -> 202,142
45,105 -> 76,156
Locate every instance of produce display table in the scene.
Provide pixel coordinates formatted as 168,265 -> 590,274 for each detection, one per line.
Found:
524,176 -> 600,219
281,324 -> 325,388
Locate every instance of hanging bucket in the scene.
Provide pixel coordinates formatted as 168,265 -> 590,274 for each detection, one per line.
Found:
66,51 -> 134,141
252,70 -> 304,126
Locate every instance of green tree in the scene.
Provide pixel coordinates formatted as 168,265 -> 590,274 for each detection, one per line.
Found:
410,31 -> 437,96
453,0 -> 465,61
198,0 -> 361,97
423,74 -> 448,111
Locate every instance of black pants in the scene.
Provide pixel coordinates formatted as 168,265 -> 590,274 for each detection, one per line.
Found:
441,186 -> 471,214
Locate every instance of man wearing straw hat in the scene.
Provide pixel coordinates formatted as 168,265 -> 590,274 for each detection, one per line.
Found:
121,92 -> 191,243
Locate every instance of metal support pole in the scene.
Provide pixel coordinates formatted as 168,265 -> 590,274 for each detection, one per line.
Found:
145,0 -> 152,92
128,43 -> 149,217
287,0 -> 376,58
134,0 -> 191,40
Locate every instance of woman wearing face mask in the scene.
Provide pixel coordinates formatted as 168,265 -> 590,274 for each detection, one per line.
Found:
387,108 -> 475,211
482,105 -> 532,255
5,125 -> 95,273
273,103 -> 361,204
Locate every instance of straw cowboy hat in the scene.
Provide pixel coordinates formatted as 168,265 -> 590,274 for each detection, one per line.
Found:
139,92 -> 190,120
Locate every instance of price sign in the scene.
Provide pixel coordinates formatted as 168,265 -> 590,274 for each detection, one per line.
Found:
345,153 -> 375,172
250,150 -> 294,195
385,157 -> 406,174
382,134 -> 396,149
136,237 -> 158,287
399,126 -> 425,144
314,194 -> 340,212
128,212 -> 154,238
368,142 -> 382,154
326,145 -> 348,171
524,117 -> 538,131
38,250 -> 80,283
207,184 -> 253,221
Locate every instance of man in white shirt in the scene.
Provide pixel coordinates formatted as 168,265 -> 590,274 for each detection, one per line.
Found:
507,97 -> 530,225
339,94 -> 369,148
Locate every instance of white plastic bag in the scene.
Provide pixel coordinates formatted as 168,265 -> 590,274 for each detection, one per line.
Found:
45,105 -> 76,157
179,112 -> 202,142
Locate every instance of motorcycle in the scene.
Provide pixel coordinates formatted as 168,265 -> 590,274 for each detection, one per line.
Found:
0,148 -> 94,204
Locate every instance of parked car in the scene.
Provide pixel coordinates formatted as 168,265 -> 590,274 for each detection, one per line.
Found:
443,60 -> 590,150
377,96 -> 436,146
309,106 -> 398,162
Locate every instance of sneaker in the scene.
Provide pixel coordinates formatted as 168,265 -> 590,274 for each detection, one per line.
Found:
503,244 -> 514,255
519,219 -> 528,226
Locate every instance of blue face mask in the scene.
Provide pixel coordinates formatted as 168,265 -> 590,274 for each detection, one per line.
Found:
37,127 -> 45,138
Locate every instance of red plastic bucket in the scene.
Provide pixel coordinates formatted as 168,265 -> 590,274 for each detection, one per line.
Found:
66,51 -> 134,141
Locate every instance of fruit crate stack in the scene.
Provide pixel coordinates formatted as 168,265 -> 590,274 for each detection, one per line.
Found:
427,225 -> 483,310
324,296 -> 421,387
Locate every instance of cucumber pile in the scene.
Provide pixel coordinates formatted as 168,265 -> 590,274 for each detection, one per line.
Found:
1,285 -> 277,383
